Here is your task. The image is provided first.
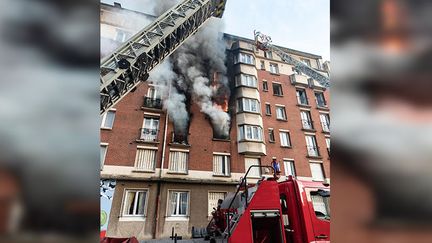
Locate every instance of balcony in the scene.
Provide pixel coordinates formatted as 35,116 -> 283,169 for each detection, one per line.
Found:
143,97 -> 163,109
301,119 -> 314,130
306,145 -> 320,157
290,73 -> 309,86
138,128 -> 159,142
321,122 -> 330,133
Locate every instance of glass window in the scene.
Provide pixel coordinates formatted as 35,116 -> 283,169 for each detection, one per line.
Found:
101,110 -> 116,129
236,74 -> 257,88
296,89 -> 308,105
305,135 -> 319,156
300,111 -> 313,129
262,81 -> 268,91
141,117 -> 159,141
235,53 -> 255,65
260,60 -> 265,70
283,160 -> 296,177
208,192 -> 226,216
320,114 -> 330,132
169,191 -> 189,216
100,144 -> 108,169
245,158 -> 261,177
269,63 -> 279,74
268,129 -> 275,142
168,151 -> 188,173
239,125 -> 263,141
273,83 -> 283,96
265,104 -> 271,115
265,51 -> 273,59
310,190 -> 330,220
310,162 -> 325,181
238,98 -> 259,113
276,106 -> 287,120
135,148 -> 156,171
301,58 -> 311,67
280,132 -> 291,147
315,92 -> 327,107
325,138 -> 330,155
213,154 -> 230,176
122,190 -> 147,216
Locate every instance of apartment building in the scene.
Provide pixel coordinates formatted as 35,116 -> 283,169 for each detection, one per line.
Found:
100,3 -> 330,240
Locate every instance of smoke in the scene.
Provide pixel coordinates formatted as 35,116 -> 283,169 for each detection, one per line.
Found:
152,0 -> 181,16
148,17 -> 230,138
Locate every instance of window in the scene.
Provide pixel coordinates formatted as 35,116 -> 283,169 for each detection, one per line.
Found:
296,89 -> 308,105
268,129 -> 275,143
168,150 -> 188,173
264,51 -> 273,59
213,154 -> 230,176
305,135 -> 319,156
300,111 -> 313,130
325,138 -> 330,155
122,190 -> 147,216
315,92 -> 327,107
100,144 -> 108,169
245,158 -> 261,177
168,191 -> 189,216
279,131 -> 291,147
147,86 -> 160,99
208,192 -> 226,216
239,125 -> 263,141
310,162 -> 325,181
101,110 -> 115,129
260,60 -> 265,70
262,81 -> 268,91
235,53 -> 254,65
236,74 -> 257,88
272,83 -> 283,96
144,86 -> 163,109
238,98 -> 259,113
269,63 -> 279,74
141,117 -> 159,141
320,114 -> 330,132
135,148 -> 156,171
310,190 -> 330,220
301,58 -> 311,67
283,160 -> 296,177
265,104 -> 271,115
276,106 -> 287,120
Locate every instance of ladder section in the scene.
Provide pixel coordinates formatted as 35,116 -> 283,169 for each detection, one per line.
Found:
100,0 -> 226,115
254,31 -> 330,88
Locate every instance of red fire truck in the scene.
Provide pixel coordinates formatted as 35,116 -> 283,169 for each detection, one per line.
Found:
206,165 -> 330,243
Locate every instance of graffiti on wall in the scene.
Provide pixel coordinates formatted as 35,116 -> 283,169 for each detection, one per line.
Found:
100,179 -> 116,237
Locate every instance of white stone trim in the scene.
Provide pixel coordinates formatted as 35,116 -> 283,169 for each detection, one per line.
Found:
213,152 -> 231,156
137,145 -> 158,150
169,148 -> 190,153
143,112 -> 161,117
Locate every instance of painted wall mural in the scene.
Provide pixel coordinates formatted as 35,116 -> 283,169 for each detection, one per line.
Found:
100,179 -> 116,238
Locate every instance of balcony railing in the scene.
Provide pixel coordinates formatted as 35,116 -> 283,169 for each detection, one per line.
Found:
139,128 -> 159,142
321,122 -> 330,133
301,119 -> 314,130
143,97 -> 163,109
306,145 -> 320,157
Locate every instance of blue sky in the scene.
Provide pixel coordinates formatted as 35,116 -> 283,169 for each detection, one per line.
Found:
101,0 -> 330,60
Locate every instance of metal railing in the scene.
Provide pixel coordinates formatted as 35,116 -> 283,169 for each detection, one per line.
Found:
306,145 -> 320,157
143,97 -> 163,109
301,119 -> 314,130
224,165 -> 274,237
139,128 -> 159,142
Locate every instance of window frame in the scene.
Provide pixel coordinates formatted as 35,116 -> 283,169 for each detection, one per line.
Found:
101,110 -> 116,129
212,153 -> 231,176
315,92 -> 327,107
268,128 -> 275,143
238,97 -> 260,113
305,135 -> 320,157
121,189 -> 149,218
208,191 -> 227,216
272,83 -> 283,96
235,52 -> 255,65
238,125 -> 263,142
168,149 -> 189,174
100,143 -> 108,169
296,88 -> 309,105
134,147 -> 157,172
275,106 -> 287,120
283,160 -> 296,177
236,73 -> 257,88
300,110 -> 314,130
262,80 -> 268,91
265,103 -> 271,115
269,62 -> 279,74
309,162 -> 325,181
167,190 -> 190,218
279,131 -> 292,147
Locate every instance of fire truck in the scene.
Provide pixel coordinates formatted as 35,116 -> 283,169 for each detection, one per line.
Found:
100,0 -> 331,242
205,165 -> 330,243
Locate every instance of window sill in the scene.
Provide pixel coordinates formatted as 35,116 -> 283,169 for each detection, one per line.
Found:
316,106 -> 330,111
212,174 -> 231,178
307,155 -> 323,159
136,139 -> 160,144
268,141 -> 275,143
237,111 -> 261,115
169,142 -> 191,148
165,216 -> 189,221
269,72 -> 280,76
276,118 -> 288,122
119,216 -> 146,222
167,171 -> 188,175
132,169 -> 156,173
235,62 -> 256,67
281,146 -> 292,149
301,128 -> 316,132
296,104 -> 311,108
236,84 -> 258,90
212,138 -> 230,142
101,127 -> 113,131
140,106 -> 163,112
239,139 -> 264,144
262,89 -> 268,92
273,94 -> 284,97
322,130 -> 330,134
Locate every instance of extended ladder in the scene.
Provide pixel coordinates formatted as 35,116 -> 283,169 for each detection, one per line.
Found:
254,31 -> 330,88
100,0 -> 227,115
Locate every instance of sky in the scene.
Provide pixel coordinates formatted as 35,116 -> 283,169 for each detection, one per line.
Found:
101,0 -> 330,61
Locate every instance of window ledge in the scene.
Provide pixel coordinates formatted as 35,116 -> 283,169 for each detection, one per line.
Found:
132,169 -> 156,173
119,216 -> 146,222
165,216 -> 189,221
140,107 -> 163,112
101,127 -> 113,131
236,84 -> 258,90
136,139 -> 160,144
296,104 -> 311,108
235,62 -> 256,67
212,138 -> 231,142
268,141 -> 275,143
262,89 -> 268,92
239,139 -> 264,144
322,130 -> 331,134
166,171 -> 188,175
237,111 -> 261,115
276,118 -> 288,122
281,146 -> 292,149
269,72 -> 280,76
307,155 -> 323,159
212,174 -> 231,178
169,142 -> 191,148
302,128 -> 316,132
316,106 -> 330,111
273,94 -> 284,97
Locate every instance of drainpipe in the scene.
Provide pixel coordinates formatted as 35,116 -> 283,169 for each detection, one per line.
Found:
153,87 -> 170,239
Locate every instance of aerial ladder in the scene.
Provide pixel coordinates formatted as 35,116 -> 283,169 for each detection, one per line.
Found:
254,31 -> 330,89
100,0 -> 227,115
